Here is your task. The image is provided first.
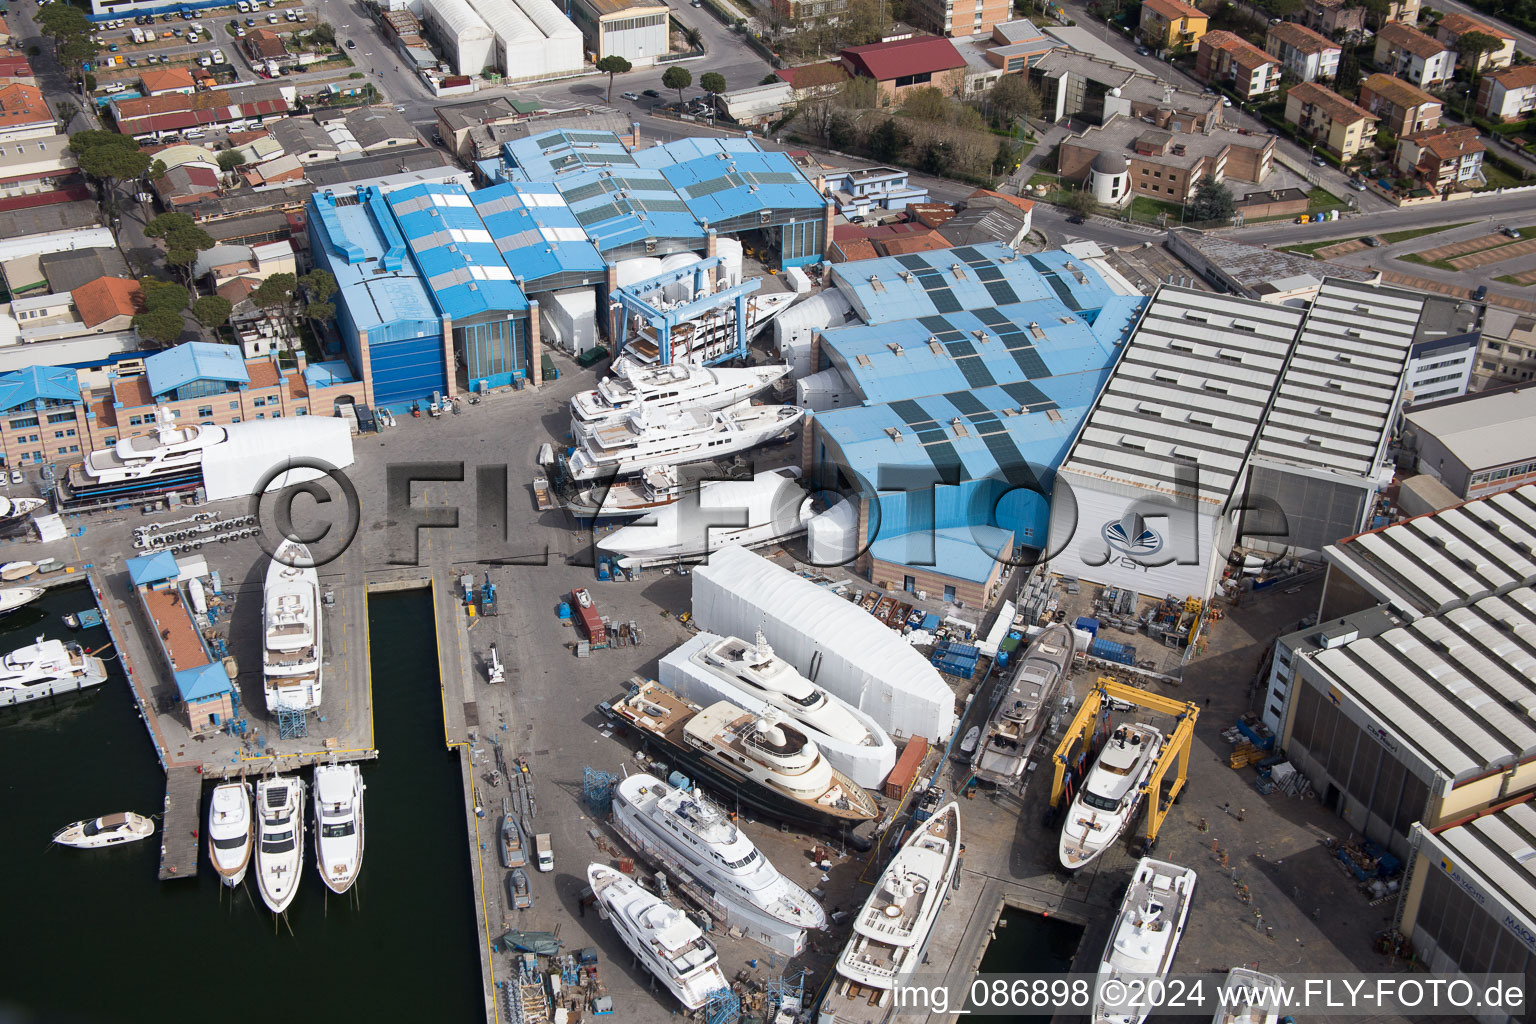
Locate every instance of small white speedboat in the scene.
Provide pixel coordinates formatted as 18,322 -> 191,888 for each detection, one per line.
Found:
53,812 -> 155,848
959,726 -> 981,755
313,764 -> 364,894
255,775 -> 305,913
208,781 -> 254,887
0,586 -> 43,616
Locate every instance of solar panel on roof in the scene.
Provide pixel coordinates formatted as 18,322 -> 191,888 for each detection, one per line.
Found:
576,203 -> 621,226
946,391 -> 1043,491
1000,380 -> 1056,410
685,176 -> 737,198
894,254 -> 930,271
639,199 -> 691,213
562,179 -> 609,203
984,280 -> 1019,306
889,399 -> 963,483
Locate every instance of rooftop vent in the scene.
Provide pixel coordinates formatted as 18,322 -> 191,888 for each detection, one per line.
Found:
887,342 -> 904,356
884,426 -> 903,442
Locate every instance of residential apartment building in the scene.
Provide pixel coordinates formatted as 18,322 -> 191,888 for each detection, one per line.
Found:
1265,21 -> 1341,81
1285,81 -> 1379,159
1477,64 -> 1536,121
1138,0 -> 1208,53
1433,12 -> 1514,71
1301,0 -> 1365,38
1358,72 -> 1442,135
909,0 -> 1010,38
0,129 -> 75,198
1395,124 -> 1485,191
1374,21 -> 1456,88
1059,115 -> 1275,207
0,366 -> 92,471
1196,30 -> 1281,99
977,19 -> 1055,73
1476,308 -> 1536,385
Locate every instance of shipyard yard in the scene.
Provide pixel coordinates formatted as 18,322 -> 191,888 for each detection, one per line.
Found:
2,351 -> 1443,1024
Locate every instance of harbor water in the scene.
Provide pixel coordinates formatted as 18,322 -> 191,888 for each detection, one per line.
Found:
968,905 -> 1084,1018
2,585 -> 480,1023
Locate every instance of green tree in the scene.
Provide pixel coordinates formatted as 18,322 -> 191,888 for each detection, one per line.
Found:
867,118 -> 910,162
1456,30 -> 1505,84
133,308 -> 186,345
1187,174 -> 1235,222
700,71 -> 726,115
301,269 -> 338,305
35,4 -> 98,86
252,272 -> 296,313
216,149 -> 246,175
305,300 -> 335,323
140,277 -> 191,313
988,73 -> 1042,122
596,54 -> 633,103
192,295 -> 233,329
312,21 -> 336,46
149,159 -> 168,181
1359,0 -> 1392,24
837,76 -> 879,109
1335,48 -> 1360,97
902,86 -> 952,122
146,211 -> 216,289
1061,189 -> 1100,218
663,66 -> 692,107
69,131 -> 151,209
683,26 -> 702,49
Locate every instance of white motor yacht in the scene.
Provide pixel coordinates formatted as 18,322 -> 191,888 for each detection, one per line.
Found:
1059,722 -> 1164,870
567,464 -> 686,520
973,624 -> 1075,785
621,290 -> 796,368
596,467 -> 812,568
314,764 -> 364,894
1213,967 -> 1285,1024
818,802 -> 962,1024
207,781 -> 254,887
262,538 -> 323,713
1091,858 -> 1197,1024
255,775 -> 305,914
612,773 -> 824,956
53,812 -> 155,848
0,585 -> 43,616
664,629 -> 896,789
0,636 -> 109,708
571,358 -> 790,437
565,403 -> 803,482
77,406 -> 227,486
587,862 -> 731,1011
0,495 -> 46,527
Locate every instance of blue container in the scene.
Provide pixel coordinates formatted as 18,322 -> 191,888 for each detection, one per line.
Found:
921,613 -> 940,632
1075,617 -> 1100,636
557,601 -> 572,620
668,771 -> 693,792
996,650 -> 1009,667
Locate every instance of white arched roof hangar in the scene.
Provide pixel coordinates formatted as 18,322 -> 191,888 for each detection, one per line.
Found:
691,545 -> 957,743
421,0 -> 495,75
463,0 -> 582,79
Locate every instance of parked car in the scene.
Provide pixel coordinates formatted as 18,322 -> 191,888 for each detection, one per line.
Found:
9,470 -> 20,485
1473,285 -> 1488,300
247,17 -> 257,25
1136,45 -> 1150,55
346,37 -> 355,47
642,88 -> 659,97
1504,227 -> 1522,239
1066,213 -> 1086,224
1362,236 -> 1382,247
1311,154 -> 1327,166
1348,178 -> 1367,191
621,91 -> 639,100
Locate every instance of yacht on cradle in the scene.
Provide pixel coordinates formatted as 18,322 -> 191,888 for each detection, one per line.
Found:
500,800 -> 527,869
817,802 -> 962,1024
601,680 -> 879,835
972,624 -> 1075,786
667,629 -> 896,789
313,764 -> 364,894
1090,858 -> 1197,1024
1059,722 -> 1165,871
1212,967 -> 1285,1024
596,467 -> 813,569
262,538 -> 323,713
620,291 -> 796,368
66,406 -> 226,498
570,358 -> 790,437
612,772 -> 825,956
564,403 -> 803,482
0,636 -> 109,708
207,781 -> 254,887
53,812 -> 155,848
255,774 -> 305,914
0,585 -> 44,617
587,862 -> 731,1011
0,495 -> 46,528
567,464 -> 687,521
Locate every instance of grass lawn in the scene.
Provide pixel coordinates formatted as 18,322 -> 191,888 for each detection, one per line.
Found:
1306,187 -> 1344,212
1477,163 -> 1533,190
1397,253 -> 1455,270
1129,196 -> 1184,224
1379,222 -> 1472,244
1496,274 -> 1531,286
1026,171 -> 1060,188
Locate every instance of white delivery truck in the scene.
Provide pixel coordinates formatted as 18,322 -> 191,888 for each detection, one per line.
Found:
534,833 -> 553,873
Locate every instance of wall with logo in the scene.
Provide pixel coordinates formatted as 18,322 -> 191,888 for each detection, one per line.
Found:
1043,472 -> 1226,601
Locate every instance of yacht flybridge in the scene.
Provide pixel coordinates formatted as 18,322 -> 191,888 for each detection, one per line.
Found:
1091,858 -> 1197,1024
587,862 -> 730,1011
70,406 -> 226,493
973,624 -> 1074,786
565,403 -> 803,482
1059,722 -> 1165,870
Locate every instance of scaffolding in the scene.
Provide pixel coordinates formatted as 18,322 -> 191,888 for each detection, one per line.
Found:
274,706 -> 308,739
705,988 -> 740,1024
583,766 -> 616,817
763,970 -> 806,1022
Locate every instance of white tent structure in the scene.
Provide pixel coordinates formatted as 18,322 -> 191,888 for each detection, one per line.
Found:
771,289 -> 855,377
420,0 -> 495,75
201,417 -> 355,503
659,632 -> 898,789
806,496 -> 858,567
691,546 -> 956,742
463,0 -> 581,80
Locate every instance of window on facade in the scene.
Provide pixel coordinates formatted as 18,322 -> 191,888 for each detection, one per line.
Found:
198,406 -> 213,417
253,397 -> 265,408
229,401 -> 239,410
129,415 -> 143,426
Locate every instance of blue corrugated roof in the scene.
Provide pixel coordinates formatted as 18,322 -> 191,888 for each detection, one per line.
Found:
870,525 -> 1016,583
830,242 -> 1123,323
387,183 -> 528,319
126,551 -> 180,585
551,166 -> 704,253
0,365 -> 81,411
175,662 -> 232,702
304,360 -> 358,387
309,190 -> 438,333
820,295 -> 1136,405
502,129 -> 639,182
144,342 -> 249,398
632,136 -> 762,167
659,146 -> 826,226
470,182 -> 607,289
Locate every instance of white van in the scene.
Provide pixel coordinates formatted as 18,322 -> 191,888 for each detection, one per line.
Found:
534,833 -> 553,873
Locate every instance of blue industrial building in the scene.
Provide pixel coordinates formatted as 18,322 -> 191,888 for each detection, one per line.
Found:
804,243 -> 1147,608
309,186 -> 446,413
470,182 -> 608,293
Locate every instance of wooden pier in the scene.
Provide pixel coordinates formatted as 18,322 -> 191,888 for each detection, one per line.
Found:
158,763 -> 204,880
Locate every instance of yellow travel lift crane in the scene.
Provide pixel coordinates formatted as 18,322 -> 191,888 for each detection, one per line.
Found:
1048,677 -> 1200,856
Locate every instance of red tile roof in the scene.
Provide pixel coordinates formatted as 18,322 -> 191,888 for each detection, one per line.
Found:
832,237 -> 878,262
1142,0 -> 1207,21
1378,21 -> 1450,59
1487,64 -> 1536,90
1289,81 -> 1377,124
841,35 -> 966,82
113,376 -> 153,408
1267,21 -> 1339,55
140,67 -> 195,94
72,276 -> 144,328
1436,11 -> 1511,40
0,83 -> 51,130
1407,124 -> 1485,161
1202,29 -> 1278,69
245,359 -> 280,389
1362,72 -> 1438,109
969,188 -> 1036,215
878,232 -> 951,255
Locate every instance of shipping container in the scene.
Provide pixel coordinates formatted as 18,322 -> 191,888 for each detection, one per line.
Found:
572,588 -> 605,643
883,735 -> 929,798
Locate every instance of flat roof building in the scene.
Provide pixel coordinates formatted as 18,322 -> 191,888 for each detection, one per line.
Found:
1405,383 -> 1536,500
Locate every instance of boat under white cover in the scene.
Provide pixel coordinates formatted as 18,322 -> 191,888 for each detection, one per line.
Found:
208,781 -> 254,887
255,775 -> 305,914
314,764 -> 364,894
587,862 -> 730,1011
612,773 -> 823,957
262,538 -> 323,713
818,802 -> 962,1024
1091,858 -> 1197,1024
597,467 -> 812,568
660,630 -> 896,789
